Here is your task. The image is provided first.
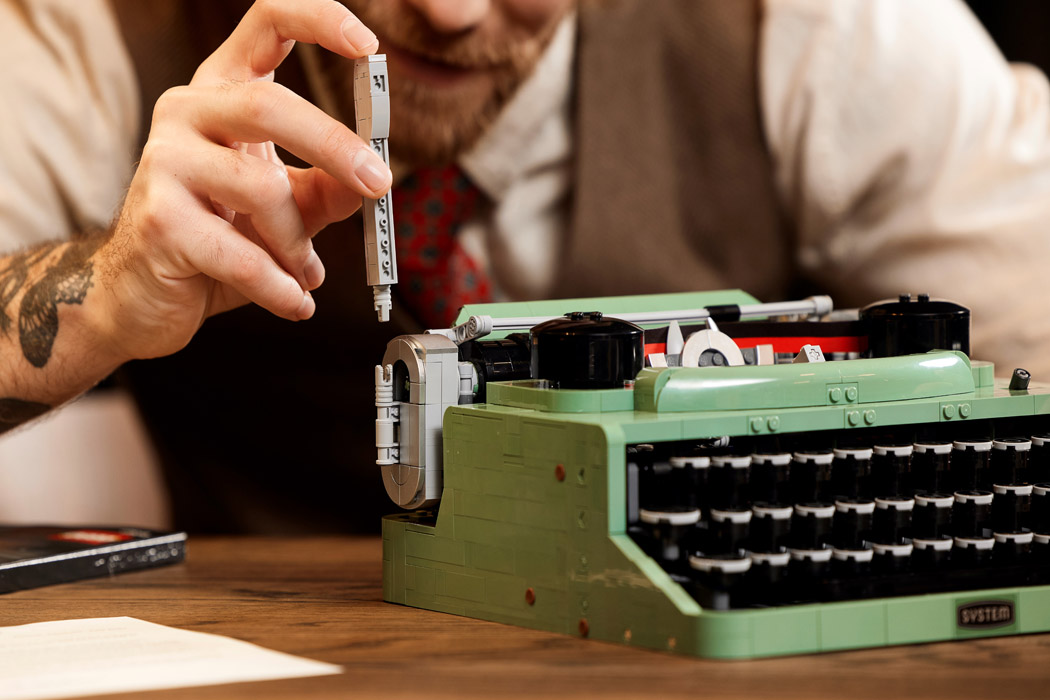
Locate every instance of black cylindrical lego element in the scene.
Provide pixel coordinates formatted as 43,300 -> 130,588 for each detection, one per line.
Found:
952,440 -> 992,491
530,312 -> 643,389
991,438 -> 1032,486
912,442 -> 952,495
860,294 -> 970,358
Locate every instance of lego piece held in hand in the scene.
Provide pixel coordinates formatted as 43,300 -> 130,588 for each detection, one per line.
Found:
354,55 -> 397,322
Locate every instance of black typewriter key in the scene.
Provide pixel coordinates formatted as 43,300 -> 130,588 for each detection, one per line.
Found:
872,542 -> 913,573
953,536 -> 995,567
791,503 -> 834,550
791,451 -> 834,504
788,547 -> 832,579
952,440 -> 992,491
669,455 -> 710,512
831,448 -> 872,500
709,508 -> 752,556
913,494 -> 954,539
912,441 -> 952,495
912,536 -> 952,571
710,455 -> 751,510
992,483 -> 1032,534
1033,483 -> 1050,534
872,497 -> 914,545
832,547 -> 873,578
638,508 -> 701,564
872,444 -> 913,498
748,551 -> 790,588
750,504 -> 793,553
1034,533 -> 1050,561
688,553 -> 751,592
992,438 -> 1032,486
832,499 -> 874,549
750,453 -> 791,505
994,531 -> 1033,563
953,490 -> 993,538
1031,435 -> 1050,484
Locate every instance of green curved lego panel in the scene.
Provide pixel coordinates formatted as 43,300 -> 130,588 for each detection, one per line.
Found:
634,351 -> 975,413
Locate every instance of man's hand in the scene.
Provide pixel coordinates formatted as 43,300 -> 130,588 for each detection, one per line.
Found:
101,0 -> 390,361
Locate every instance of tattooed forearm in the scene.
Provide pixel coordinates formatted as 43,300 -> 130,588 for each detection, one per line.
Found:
17,238 -> 104,368
0,397 -> 50,434
0,247 -> 50,335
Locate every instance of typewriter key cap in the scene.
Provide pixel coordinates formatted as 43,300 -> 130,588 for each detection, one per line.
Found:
1032,483 -> 1050,534
993,531 -> 1033,563
831,448 -> 872,500
832,499 -> 875,549
913,494 -> 954,539
670,455 -> 710,512
710,455 -> 751,510
953,536 -> 995,567
792,503 -> 835,550
832,547 -> 873,577
639,507 -> 701,564
1034,533 -> 1050,561
991,438 -> 1032,486
912,442 -> 952,495
750,504 -> 793,553
992,483 -> 1032,534
709,508 -> 752,556
791,451 -> 834,504
912,536 -> 953,570
872,444 -> 913,498
872,497 -> 914,545
1031,435 -> 1050,484
749,550 -> 790,588
952,440 -> 992,491
953,490 -> 993,538
750,453 -> 792,505
688,553 -> 751,592
872,542 -> 913,573
788,547 -> 832,579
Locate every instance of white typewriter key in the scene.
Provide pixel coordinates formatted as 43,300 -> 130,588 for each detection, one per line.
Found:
913,494 -> 954,540
750,453 -> 792,506
831,448 -> 872,501
991,483 -> 1032,534
912,536 -> 953,570
872,542 -> 913,574
791,503 -> 835,550
791,451 -> 834,504
953,536 -> 995,568
952,440 -> 993,491
788,547 -> 832,579
953,490 -> 993,538
1031,483 -> 1050,535
749,504 -> 793,554
831,547 -> 873,577
912,441 -> 952,495
871,497 -> 914,545
993,531 -> 1033,563
991,438 -> 1032,487
872,444 -> 913,499
831,499 -> 875,550
1031,435 -> 1050,484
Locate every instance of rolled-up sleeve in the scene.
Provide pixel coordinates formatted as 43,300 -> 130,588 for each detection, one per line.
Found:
0,0 -> 139,250
761,0 -> 1050,374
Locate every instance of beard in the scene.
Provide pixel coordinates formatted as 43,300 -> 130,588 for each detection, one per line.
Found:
325,2 -> 566,166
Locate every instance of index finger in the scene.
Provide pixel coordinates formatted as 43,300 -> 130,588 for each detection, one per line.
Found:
194,0 -> 378,84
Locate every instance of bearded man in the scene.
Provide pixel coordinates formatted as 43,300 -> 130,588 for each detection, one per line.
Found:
2,0 -> 1050,532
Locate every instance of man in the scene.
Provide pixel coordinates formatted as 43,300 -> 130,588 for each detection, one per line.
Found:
2,0 -> 1049,531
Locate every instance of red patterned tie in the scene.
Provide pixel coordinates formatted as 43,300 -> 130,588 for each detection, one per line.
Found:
393,165 -> 492,329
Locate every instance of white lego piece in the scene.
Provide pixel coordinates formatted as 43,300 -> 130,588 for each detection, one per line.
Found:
665,320 -> 684,367
374,364 -> 399,466
681,322 -> 745,368
792,344 -> 826,363
646,353 -> 668,368
354,54 -> 397,322
754,344 -> 776,366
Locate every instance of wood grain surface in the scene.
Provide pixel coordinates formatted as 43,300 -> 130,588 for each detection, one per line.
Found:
6,536 -> 1050,700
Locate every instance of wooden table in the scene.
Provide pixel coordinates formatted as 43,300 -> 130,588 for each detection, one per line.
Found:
7,537 -> 1050,699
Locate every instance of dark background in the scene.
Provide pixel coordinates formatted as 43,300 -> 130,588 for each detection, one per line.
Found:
966,0 -> 1050,73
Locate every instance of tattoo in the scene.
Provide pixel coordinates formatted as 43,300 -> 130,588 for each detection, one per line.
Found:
0,247 -> 50,335
0,398 -> 50,434
18,239 -> 103,368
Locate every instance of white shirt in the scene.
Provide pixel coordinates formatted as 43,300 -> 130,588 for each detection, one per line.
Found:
3,0 -> 1050,372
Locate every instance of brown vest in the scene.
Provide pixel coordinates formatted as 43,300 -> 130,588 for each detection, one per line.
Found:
111,0 -> 792,533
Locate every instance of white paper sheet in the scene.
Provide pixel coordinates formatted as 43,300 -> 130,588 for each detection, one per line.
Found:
0,616 -> 342,700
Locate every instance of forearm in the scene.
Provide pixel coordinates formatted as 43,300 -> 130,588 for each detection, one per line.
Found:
0,232 -> 125,433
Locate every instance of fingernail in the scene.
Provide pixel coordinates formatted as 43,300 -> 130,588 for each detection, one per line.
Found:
342,19 -> 378,53
297,292 -> 316,320
353,149 -> 392,194
304,250 -> 326,289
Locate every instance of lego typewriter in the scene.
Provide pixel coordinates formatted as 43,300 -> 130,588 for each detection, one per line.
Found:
375,290 -> 1050,658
